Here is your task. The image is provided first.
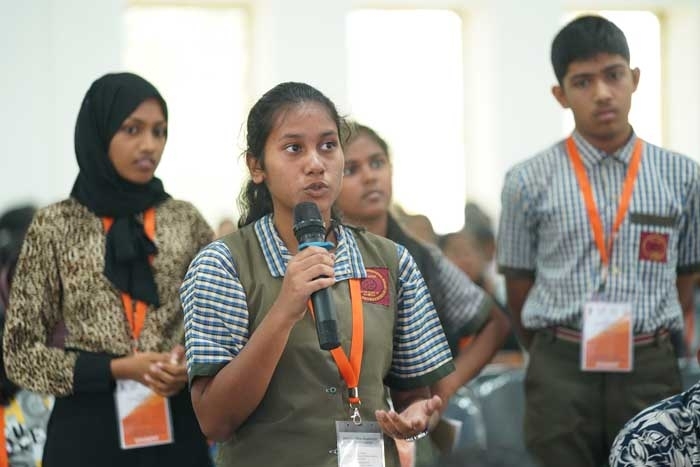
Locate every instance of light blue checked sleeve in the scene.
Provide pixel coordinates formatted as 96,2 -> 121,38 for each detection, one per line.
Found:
426,245 -> 492,337
497,167 -> 538,277
677,167 -> 700,274
181,241 -> 249,383
386,244 -> 455,389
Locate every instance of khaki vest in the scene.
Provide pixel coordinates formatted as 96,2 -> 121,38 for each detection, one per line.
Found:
218,224 -> 401,467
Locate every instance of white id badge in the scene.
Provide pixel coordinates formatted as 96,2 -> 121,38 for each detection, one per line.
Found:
581,301 -> 633,372
114,379 -> 174,449
336,421 -> 385,467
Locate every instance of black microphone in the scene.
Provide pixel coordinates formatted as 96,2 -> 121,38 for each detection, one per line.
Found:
293,202 -> 340,350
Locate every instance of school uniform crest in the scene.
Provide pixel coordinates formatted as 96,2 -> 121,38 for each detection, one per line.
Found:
639,232 -> 669,263
361,267 -> 390,306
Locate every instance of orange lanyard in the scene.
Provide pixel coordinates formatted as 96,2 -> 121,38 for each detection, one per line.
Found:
0,405 -> 6,467
308,279 -> 364,424
567,136 -> 643,279
101,208 -> 156,348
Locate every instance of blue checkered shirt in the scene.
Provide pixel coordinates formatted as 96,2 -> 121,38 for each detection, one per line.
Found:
424,244 -> 492,337
182,215 -> 453,384
497,131 -> 700,332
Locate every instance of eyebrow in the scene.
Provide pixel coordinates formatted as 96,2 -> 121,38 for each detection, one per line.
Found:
569,64 -> 627,80
345,152 -> 387,163
367,153 -> 388,162
278,129 -> 338,141
123,117 -> 167,125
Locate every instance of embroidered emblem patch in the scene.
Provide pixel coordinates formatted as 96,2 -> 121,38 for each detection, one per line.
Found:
639,231 -> 669,263
361,268 -> 390,306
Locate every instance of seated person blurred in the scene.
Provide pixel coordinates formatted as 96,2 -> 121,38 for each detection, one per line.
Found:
0,205 -> 55,466
462,203 -> 501,295
439,230 -> 497,298
0,205 -> 37,313
439,228 -> 523,365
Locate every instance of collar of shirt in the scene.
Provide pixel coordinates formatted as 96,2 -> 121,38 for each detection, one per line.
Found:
253,214 -> 366,280
572,129 -> 638,168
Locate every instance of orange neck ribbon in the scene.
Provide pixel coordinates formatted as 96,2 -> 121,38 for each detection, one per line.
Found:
101,208 -> 156,348
308,278 -> 364,424
566,136 -> 643,272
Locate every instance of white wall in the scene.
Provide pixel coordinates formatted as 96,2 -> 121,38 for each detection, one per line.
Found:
664,5 -> 700,156
1,0 -> 699,227
463,0 -> 563,218
250,0 -> 350,110
1,0 -> 123,209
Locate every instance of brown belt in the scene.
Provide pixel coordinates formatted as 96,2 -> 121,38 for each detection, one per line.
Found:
553,327 -> 669,346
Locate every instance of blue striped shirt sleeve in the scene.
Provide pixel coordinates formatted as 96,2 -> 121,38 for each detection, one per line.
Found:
497,168 -> 537,276
426,245 -> 492,336
678,170 -> 700,273
181,241 -> 250,381
388,244 -> 454,388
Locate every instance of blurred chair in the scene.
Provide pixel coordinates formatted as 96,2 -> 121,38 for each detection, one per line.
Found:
444,367 -> 538,467
442,384 -> 487,452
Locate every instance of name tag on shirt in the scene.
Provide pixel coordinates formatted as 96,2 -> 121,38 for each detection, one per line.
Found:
115,380 -> 173,449
581,301 -> 633,372
336,421 -> 385,467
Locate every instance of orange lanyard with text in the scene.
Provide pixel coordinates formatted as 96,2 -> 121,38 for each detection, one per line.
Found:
308,279 -> 364,424
101,208 -> 156,349
567,136 -> 643,285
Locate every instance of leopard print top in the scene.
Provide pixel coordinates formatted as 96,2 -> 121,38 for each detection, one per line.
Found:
3,197 -> 213,396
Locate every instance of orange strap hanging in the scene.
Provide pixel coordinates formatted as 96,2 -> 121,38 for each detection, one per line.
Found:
567,137 -> 643,270
101,208 -> 156,347
0,405 -> 7,467
308,279 -> 364,423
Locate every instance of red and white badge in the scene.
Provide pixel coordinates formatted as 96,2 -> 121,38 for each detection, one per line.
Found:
639,231 -> 669,263
581,301 -> 633,372
361,268 -> 390,306
115,380 -> 173,449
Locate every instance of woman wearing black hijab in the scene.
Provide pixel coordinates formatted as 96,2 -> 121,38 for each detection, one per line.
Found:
2,72 -> 214,466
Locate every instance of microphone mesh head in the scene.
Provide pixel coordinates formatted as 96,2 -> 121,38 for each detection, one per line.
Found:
293,202 -> 321,225
293,202 -> 325,244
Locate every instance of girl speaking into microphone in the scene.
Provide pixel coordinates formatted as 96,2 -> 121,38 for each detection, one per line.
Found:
181,82 -> 455,467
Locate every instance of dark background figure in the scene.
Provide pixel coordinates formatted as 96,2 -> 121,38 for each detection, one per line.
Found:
0,205 -> 36,316
336,122 -> 510,466
0,204 -> 56,466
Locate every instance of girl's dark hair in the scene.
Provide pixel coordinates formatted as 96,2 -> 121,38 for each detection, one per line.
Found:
0,205 -> 36,270
463,201 -> 495,247
343,122 -> 391,160
551,15 -> 630,84
0,205 -> 36,306
0,205 -> 35,404
238,82 -> 346,228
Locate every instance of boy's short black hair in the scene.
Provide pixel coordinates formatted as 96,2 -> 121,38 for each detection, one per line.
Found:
551,15 -> 630,84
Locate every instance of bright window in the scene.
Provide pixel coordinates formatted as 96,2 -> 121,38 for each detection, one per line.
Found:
124,5 -> 249,227
347,9 -> 465,234
562,11 -> 662,145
